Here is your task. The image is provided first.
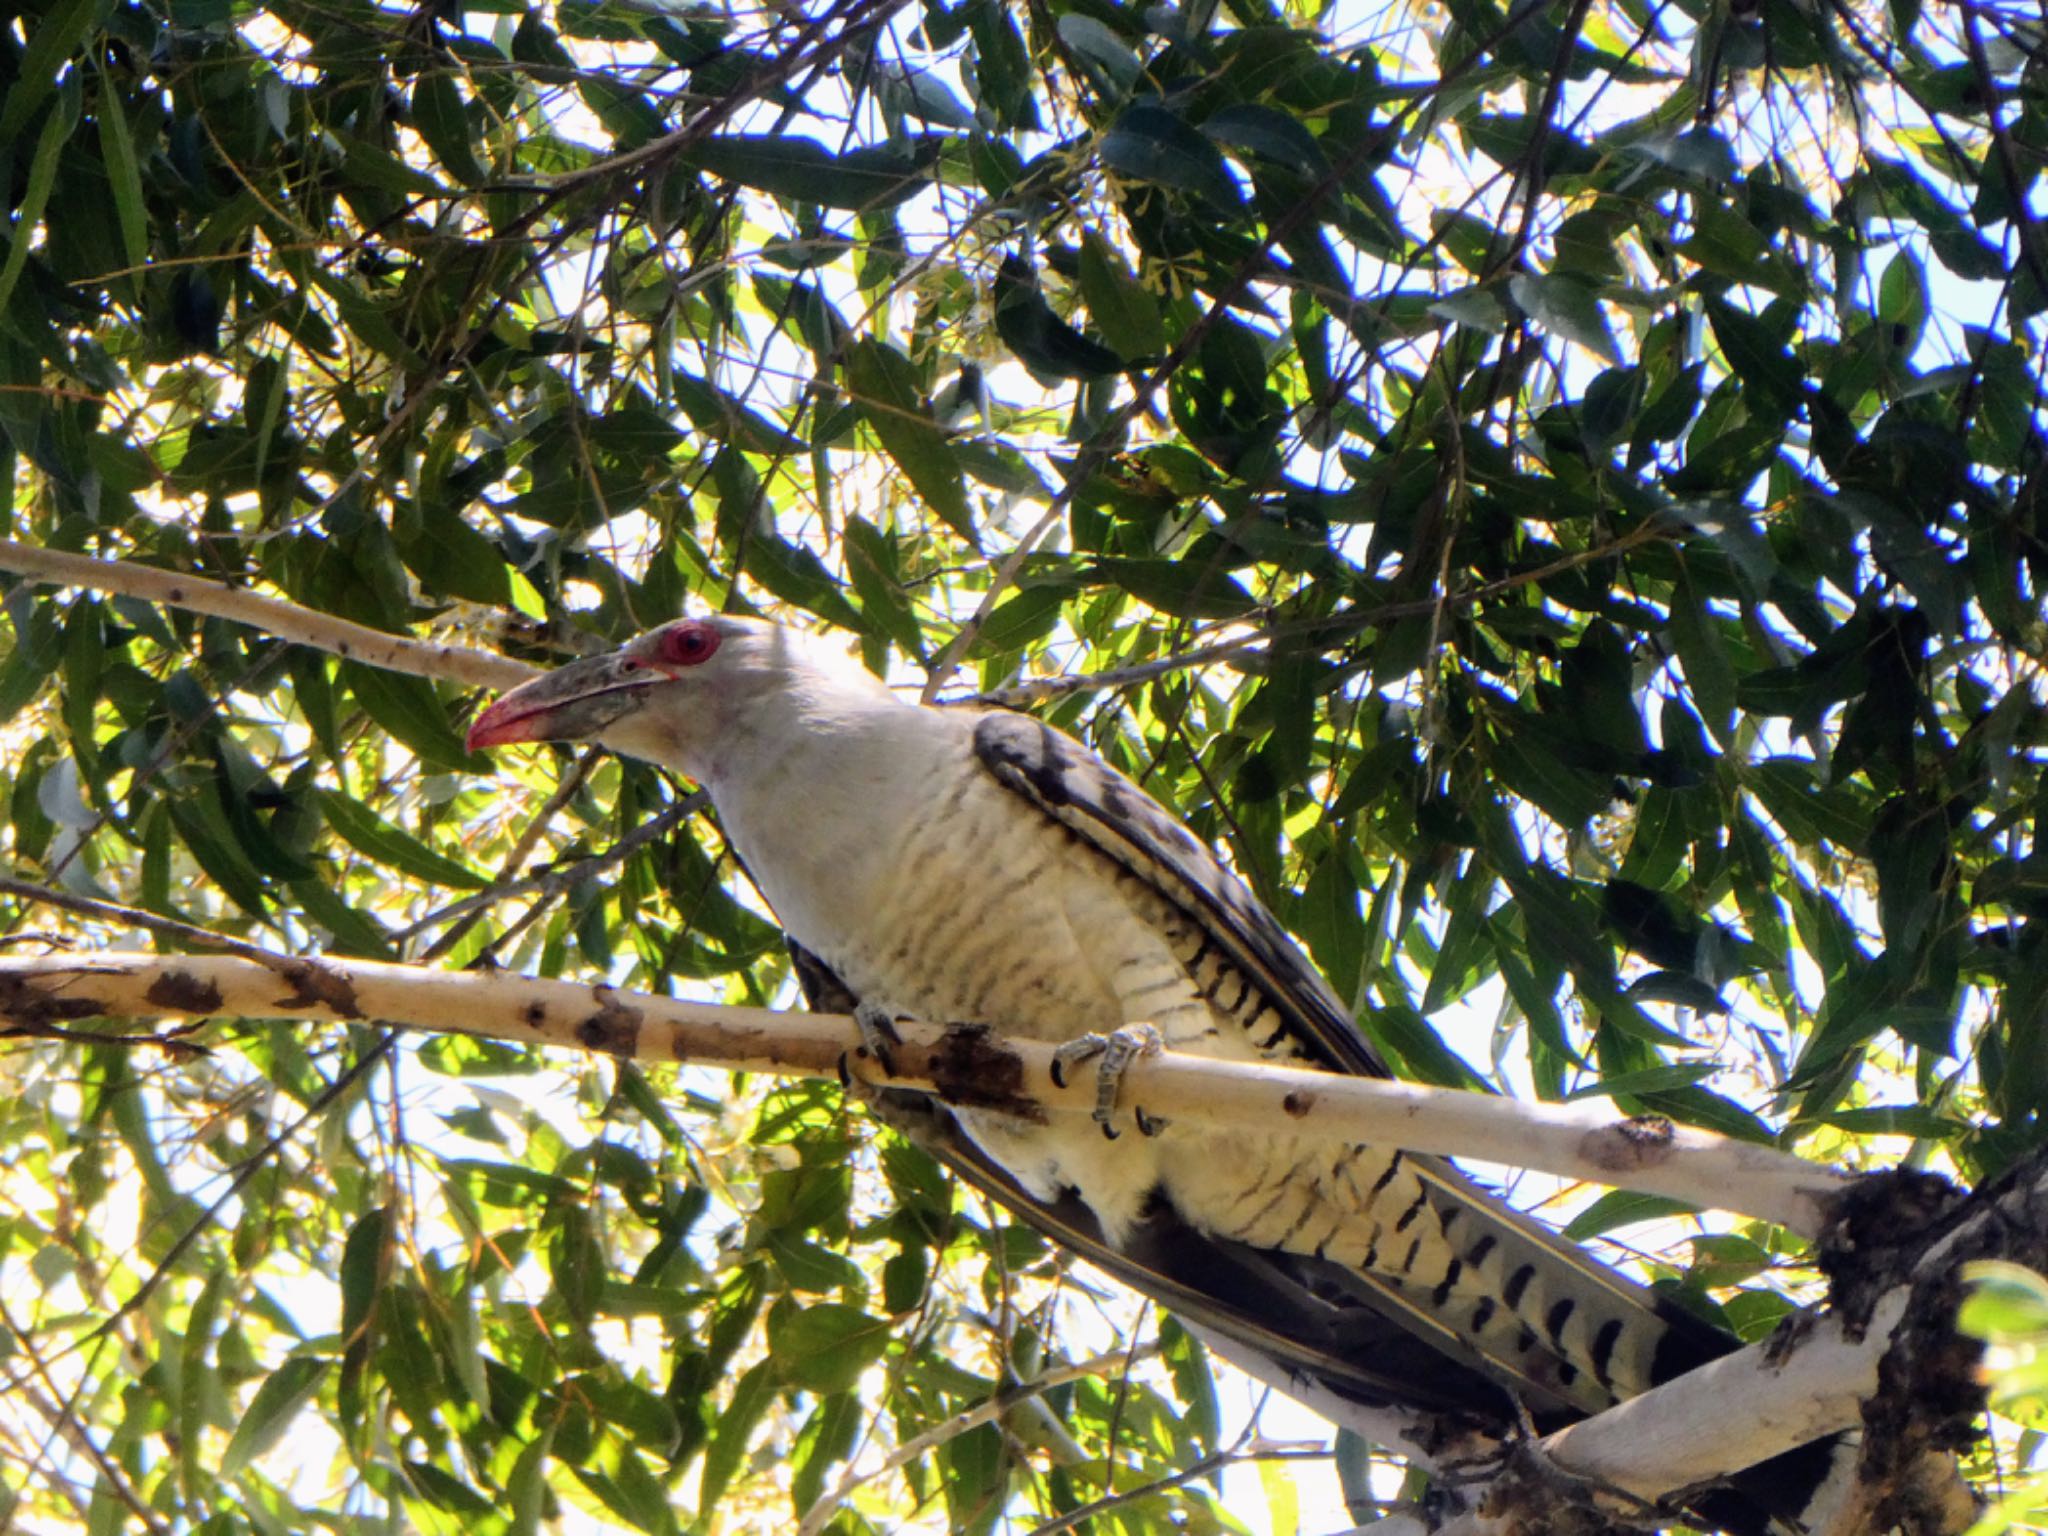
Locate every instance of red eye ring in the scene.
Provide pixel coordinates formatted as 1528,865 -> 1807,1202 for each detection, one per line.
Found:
655,621 -> 721,667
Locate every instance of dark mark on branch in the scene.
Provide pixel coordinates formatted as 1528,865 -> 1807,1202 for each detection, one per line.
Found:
923,1024 -> 1042,1122
277,960 -> 362,1019
0,974 -> 105,1030
146,971 -> 224,1015
1282,1089 -> 1315,1118
523,1000 -> 547,1029
1579,1114 -> 1677,1175
577,988 -> 642,1057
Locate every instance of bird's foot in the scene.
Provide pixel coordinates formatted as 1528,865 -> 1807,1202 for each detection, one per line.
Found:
1051,1024 -> 1166,1139
852,1002 -> 902,1077
838,1003 -> 903,1089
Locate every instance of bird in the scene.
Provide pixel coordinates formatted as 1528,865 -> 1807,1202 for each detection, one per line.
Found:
466,612 -> 1838,1533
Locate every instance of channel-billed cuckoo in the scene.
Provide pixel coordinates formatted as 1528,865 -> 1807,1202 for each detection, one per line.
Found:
467,614 -> 1838,1533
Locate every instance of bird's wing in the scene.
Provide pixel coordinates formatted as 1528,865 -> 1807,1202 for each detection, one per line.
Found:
786,939 -> 1524,1440
962,711 -> 1850,1532
793,933 -> 1837,1536
971,711 -> 1749,1403
971,710 -> 1385,1077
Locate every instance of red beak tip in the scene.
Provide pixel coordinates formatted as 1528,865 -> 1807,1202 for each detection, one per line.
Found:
465,705 -> 522,755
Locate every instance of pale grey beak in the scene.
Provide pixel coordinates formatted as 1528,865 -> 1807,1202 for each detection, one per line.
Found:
466,652 -> 653,751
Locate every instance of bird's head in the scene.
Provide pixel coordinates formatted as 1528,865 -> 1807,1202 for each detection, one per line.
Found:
466,614 -> 893,783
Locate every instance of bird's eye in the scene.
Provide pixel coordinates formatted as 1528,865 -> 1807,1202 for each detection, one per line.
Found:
655,622 -> 721,667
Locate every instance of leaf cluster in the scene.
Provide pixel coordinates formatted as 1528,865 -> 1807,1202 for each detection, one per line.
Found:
0,0 -> 2041,1527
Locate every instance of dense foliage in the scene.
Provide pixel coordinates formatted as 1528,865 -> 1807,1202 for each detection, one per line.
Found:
0,0 -> 2041,1528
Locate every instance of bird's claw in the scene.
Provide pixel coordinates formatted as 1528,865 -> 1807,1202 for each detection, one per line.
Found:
1052,1025 -> 1166,1138
853,1002 -> 903,1077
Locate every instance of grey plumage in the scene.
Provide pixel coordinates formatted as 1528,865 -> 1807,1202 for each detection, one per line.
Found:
467,613 -> 1837,1533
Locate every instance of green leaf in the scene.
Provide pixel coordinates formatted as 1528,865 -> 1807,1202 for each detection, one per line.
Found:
342,662 -> 487,773
844,338 -> 974,541
767,1231 -> 864,1293
683,134 -> 944,210
548,1205 -> 605,1323
319,789 -> 489,889
672,374 -> 806,456
412,70 -> 487,185
879,62 -> 976,129
1101,104 -> 1244,208
1489,716 -> 1613,826
0,601 -> 63,725
1204,103 -> 1329,176
393,501 -> 512,607
0,0 -> 101,145
1565,1060 -> 1719,1099
1675,202 -> 1771,287
0,75 -> 78,321
1360,1003 -> 1489,1090
167,794 -> 271,919
739,528 -> 865,632
1090,557 -> 1257,620
1666,589 -> 1736,741
221,1358 -> 332,1479
1961,1261 -> 2048,1341
790,1392 -> 863,1517
1704,296 -> 1803,417
1158,1316 -> 1220,1451
508,1420 -> 554,1536
970,584 -> 1068,656
94,90 -> 148,291
697,1360 -> 775,1512
338,1207 -> 390,1340
1818,1104 -> 1967,1138
1056,13 -> 1141,88
993,255 -> 1129,380
1508,273 -> 1621,365
768,1302 -> 892,1394
61,598 -> 103,779
335,129 -> 446,196
178,1266 -> 228,1497
1744,759 -> 1870,850
842,516 -> 924,654
290,877 -> 397,958
443,1159 -> 581,1208
1076,230 -> 1167,359
1562,1189 -> 1699,1240
1877,251 -> 1928,347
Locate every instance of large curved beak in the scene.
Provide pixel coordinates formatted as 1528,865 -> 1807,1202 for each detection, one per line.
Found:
467,652 -> 654,752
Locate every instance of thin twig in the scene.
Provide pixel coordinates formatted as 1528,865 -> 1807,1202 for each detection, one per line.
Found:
795,1344 -> 1164,1536
958,516 -> 1679,708
396,789 -> 706,943
0,876 -> 290,968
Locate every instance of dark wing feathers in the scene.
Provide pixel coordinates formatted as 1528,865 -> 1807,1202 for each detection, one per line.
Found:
966,716 -> 1769,1400
787,939 -> 1520,1436
795,714 -> 1834,1534
971,711 -> 1730,1356
973,711 -> 1385,1078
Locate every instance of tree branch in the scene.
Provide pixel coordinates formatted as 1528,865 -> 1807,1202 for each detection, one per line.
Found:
0,950 -> 1845,1235
0,541 -> 536,690
1344,1145 -> 2029,1536
2,948 -> 2005,1530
